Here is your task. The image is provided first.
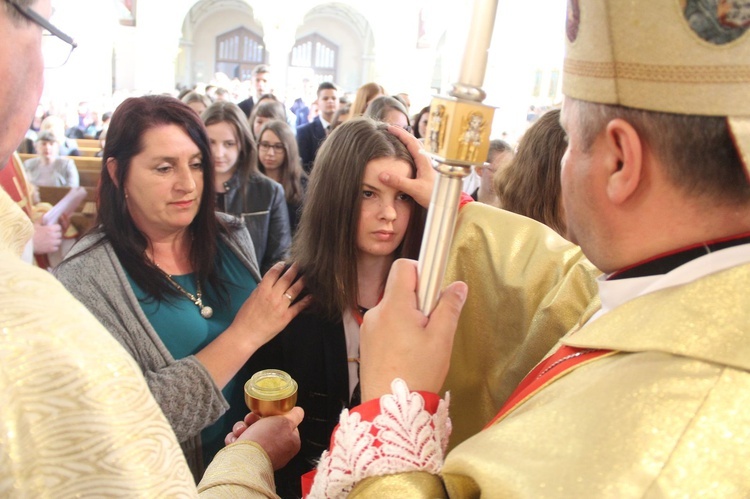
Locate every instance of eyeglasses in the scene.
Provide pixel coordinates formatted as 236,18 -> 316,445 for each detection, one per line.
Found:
258,142 -> 285,153
6,0 -> 77,68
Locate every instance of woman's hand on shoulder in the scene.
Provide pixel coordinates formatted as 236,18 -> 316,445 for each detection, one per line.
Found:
229,261 -> 312,349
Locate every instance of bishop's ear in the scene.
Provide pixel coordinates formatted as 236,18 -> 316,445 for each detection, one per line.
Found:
604,118 -> 643,205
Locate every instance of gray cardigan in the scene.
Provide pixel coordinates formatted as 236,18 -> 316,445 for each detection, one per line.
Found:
54,214 -> 262,481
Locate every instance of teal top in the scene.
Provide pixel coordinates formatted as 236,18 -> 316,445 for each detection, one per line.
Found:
127,241 -> 258,467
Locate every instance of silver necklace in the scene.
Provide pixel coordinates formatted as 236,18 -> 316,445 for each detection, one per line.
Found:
156,266 -> 214,319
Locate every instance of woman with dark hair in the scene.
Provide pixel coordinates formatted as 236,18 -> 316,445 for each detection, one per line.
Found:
267,118 -> 427,497
495,108 -> 568,237
412,105 -> 431,140
202,100 -> 292,274
256,119 -> 308,233
54,95 -> 310,480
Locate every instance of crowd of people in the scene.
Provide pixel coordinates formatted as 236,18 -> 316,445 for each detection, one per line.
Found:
2,0 -> 749,498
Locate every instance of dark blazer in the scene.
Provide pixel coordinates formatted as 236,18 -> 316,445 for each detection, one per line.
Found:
296,116 -> 327,173
265,311 -> 350,498
237,96 -> 255,118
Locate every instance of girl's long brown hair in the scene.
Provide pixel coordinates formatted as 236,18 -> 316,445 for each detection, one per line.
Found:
291,118 -> 426,319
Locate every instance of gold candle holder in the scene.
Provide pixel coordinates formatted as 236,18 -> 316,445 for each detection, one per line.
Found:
417,0 -> 499,315
244,369 -> 298,417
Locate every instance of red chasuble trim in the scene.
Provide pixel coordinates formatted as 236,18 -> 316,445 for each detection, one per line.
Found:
485,346 -> 616,428
459,192 -> 474,209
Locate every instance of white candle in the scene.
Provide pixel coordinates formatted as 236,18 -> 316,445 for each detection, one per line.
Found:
458,0 -> 499,87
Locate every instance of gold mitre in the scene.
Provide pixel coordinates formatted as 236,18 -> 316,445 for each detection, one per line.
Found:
562,0 -> 750,176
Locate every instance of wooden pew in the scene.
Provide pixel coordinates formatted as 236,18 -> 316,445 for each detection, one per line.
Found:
71,156 -> 103,171
78,147 -> 102,157
18,153 -> 103,171
77,139 -> 101,149
78,169 -> 101,188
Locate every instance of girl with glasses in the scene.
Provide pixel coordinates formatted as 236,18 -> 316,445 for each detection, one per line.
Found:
256,119 -> 308,234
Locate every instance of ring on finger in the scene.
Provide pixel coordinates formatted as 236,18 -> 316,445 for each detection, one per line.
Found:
284,292 -> 294,302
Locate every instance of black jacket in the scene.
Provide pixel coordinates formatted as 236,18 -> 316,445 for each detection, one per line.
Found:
218,172 -> 291,274
262,311 -> 350,498
296,116 -> 326,173
237,96 -> 255,118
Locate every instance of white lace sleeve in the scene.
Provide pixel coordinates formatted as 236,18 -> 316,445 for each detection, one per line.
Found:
309,378 -> 451,498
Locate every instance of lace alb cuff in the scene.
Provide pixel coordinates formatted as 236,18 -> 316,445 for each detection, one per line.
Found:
309,378 -> 451,498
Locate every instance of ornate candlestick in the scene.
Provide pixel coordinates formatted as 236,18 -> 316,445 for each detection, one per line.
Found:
418,0 -> 499,314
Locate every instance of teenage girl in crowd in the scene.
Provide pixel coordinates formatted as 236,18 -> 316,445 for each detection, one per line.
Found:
249,98 -> 289,139
256,119 -> 308,233
202,101 -> 291,274
264,117 -> 427,497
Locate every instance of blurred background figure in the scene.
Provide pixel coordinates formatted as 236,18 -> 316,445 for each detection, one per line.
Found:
290,96 -> 310,128
40,115 -> 80,156
495,108 -> 568,237
214,87 -> 231,102
238,64 -> 271,118
365,95 -> 411,131
181,90 -> 212,116
297,82 -> 339,173
330,104 -> 351,132
249,98 -> 288,140
348,82 -> 385,119
23,130 -> 79,188
395,92 -> 411,112
471,139 -> 514,206
412,105 -> 430,141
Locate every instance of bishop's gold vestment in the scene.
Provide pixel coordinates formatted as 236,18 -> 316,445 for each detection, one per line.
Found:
348,203 -> 750,497
442,203 -> 601,448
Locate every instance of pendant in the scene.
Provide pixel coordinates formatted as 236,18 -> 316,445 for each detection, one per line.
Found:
200,305 -> 213,319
